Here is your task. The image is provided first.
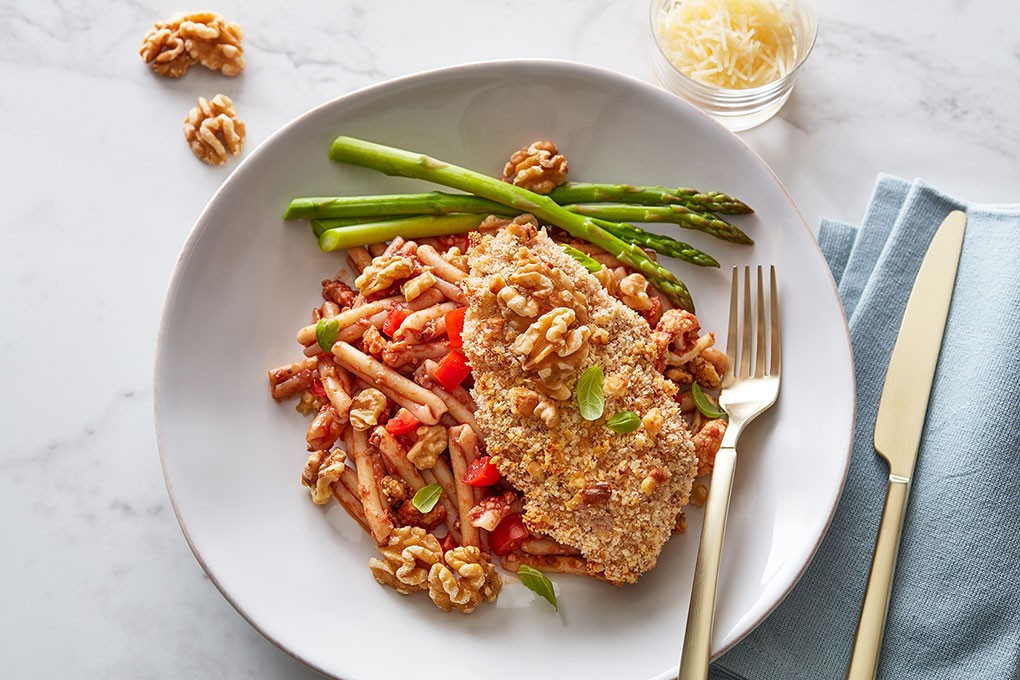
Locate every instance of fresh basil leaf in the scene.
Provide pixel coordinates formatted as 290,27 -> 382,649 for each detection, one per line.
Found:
517,565 -> 557,610
606,411 -> 641,433
411,483 -> 442,513
691,382 -> 726,419
561,244 -> 603,272
315,317 -> 340,352
576,366 -> 605,421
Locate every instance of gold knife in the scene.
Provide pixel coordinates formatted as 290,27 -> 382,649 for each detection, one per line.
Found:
846,210 -> 967,680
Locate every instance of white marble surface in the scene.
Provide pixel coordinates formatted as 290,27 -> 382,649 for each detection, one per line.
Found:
1,1 -> 1017,678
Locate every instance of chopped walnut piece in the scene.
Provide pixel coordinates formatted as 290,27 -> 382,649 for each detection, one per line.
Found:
700,346 -> 732,379
321,278 -> 358,309
380,475 -> 410,505
501,140 -> 568,194
689,356 -> 723,389
400,270 -> 437,302
691,481 -> 709,506
361,324 -> 387,359
666,366 -> 693,385
355,254 -> 415,296
349,388 -> 388,431
580,481 -> 613,506
442,247 -> 469,273
640,467 -> 670,495
619,273 -> 653,311
508,386 -> 541,417
428,546 -> 502,613
641,408 -> 665,439
674,512 -> 688,534
596,267 -> 654,313
301,448 -> 346,505
369,527 -> 443,594
140,11 -> 244,78
533,398 -> 559,427
511,307 -> 591,399
407,425 -> 447,469
183,94 -> 245,165
604,372 -> 629,397
505,388 -> 559,427
395,498 -> 446,530
496,284 -> 541,319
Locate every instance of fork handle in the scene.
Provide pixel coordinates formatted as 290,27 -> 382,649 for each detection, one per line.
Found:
846,477 -> 911,680
677,446 -> 737,680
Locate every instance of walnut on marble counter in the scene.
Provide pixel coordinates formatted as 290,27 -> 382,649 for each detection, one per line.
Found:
183,94 -> 246,165
140,11 -> 244,78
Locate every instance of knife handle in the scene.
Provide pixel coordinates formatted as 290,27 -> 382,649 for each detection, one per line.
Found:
846,477 -> 910,680
678,446 -> 737,680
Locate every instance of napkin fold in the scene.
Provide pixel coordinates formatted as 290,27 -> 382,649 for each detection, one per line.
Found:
709,175 -> 1020,680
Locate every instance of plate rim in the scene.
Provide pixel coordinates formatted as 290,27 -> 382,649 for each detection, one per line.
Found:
153,57 -> 855,679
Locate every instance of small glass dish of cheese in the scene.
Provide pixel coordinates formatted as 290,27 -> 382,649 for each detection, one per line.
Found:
650,0 -> 817,131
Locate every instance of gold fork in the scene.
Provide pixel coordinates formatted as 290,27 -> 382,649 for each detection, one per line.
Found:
678,266 -> 782,680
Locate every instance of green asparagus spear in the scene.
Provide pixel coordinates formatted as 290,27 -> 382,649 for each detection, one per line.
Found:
316,214 -> 487,252
666,186 -> 754,215
326,136 -> 695,312
548,182 -> 753,215
591,219 -> 720,267
310,217 -> 377,238
563,204 -> 753,245
285,192 -> 516,221
301,195 -> 717,266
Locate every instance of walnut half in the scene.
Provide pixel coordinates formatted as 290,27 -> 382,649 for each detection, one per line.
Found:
140,11 -> 245,78
369,527 -> 443,595
511,307 -> 591,400
428,546 -> 502,613
183,94 -> 246,166
501,140 -> 568,194
301,448 -> 346,505
355,254 -> 415,297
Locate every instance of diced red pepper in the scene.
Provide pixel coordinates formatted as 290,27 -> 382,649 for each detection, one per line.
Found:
462,455 -> 501,487
490,513 -> 529,556
439,532 -> 458,553
384,408 -> 421,436
382,305 -> 410,337
445,306 -> 467,349
310,378 -> 326,397
433,350 -> 471,391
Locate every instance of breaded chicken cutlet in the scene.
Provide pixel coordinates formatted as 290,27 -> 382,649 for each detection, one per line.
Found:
462,218 -> 698,585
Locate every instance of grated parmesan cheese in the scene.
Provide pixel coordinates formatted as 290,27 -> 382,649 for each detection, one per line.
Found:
655,0 -> 798,89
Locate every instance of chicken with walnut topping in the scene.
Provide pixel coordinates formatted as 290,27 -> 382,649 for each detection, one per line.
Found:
461,219 -> 699,584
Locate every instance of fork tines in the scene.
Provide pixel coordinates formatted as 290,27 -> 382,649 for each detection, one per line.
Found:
725,265 -> 781,385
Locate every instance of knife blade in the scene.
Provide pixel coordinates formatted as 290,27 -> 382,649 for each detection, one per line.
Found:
846,209 -> 967,680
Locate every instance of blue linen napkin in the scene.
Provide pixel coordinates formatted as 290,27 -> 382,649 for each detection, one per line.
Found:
709,175 -> 1020,680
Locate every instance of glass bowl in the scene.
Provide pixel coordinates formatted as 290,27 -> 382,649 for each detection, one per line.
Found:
649,0 -> 818,131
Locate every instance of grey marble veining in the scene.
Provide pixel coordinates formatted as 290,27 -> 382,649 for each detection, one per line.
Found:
1,0 -> 1017,678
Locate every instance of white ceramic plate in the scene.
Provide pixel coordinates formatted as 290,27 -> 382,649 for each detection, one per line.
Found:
156,60 -> 853,680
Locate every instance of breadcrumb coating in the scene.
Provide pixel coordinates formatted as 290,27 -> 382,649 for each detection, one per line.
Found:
462,223 -> 698,584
